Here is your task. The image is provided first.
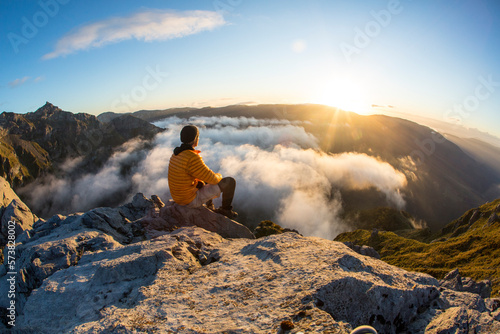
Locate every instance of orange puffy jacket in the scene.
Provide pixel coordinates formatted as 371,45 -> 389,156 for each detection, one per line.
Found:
168,149 -> 222,205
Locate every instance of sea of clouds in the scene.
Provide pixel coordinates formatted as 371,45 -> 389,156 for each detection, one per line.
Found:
21,116 -> 408,239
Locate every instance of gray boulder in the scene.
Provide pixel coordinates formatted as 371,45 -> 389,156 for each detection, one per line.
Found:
440,268 -> 492,299
0,193 -> 153,315
36,193 -> 153,245
425,306 -> 469,334
343,241 -> 381,259
426,306 -> 500,334
440,268 -> 463,291
141,200 -> 255,239
17,227 -> 223,333
0,230 -> 122,311
78,207 -> 143,244
486,298 -> 500,313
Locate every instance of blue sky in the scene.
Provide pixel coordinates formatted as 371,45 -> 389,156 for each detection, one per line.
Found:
1,0 -> 500,137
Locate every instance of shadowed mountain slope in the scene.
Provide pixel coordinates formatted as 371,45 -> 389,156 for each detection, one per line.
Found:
0,102 -> 163,186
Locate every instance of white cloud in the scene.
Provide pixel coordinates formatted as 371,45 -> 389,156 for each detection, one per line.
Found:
8,76 -> 30,88
215,144 -> 407,239
43,9 -> 226,59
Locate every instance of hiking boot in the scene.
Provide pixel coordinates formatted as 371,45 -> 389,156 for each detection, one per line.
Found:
204,200 -> 215,211
214,207 -> 239,219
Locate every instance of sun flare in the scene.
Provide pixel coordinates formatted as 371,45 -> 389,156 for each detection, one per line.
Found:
311,78 -> 371,115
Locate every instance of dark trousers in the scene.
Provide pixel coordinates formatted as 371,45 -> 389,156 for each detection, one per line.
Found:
218,177 -> 236,209
202,177 -> 236,209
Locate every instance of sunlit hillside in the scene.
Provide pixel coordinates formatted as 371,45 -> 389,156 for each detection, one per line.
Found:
336,198 -> 500,297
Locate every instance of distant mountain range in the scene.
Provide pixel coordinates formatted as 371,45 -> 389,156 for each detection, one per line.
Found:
0,102 -> 162,186
445,134 -> 500,176
101,104 -> 500,230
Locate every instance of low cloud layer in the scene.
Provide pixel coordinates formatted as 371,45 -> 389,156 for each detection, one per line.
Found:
214,145 -> 407,238
43,10 -> 226,59
20,139 -> 148,216
21,116 -> 408,239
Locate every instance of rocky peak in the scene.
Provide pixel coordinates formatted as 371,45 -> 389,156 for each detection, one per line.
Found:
28,102 -> 97,124
34,101 -> 63,115
30,102 -> 67,121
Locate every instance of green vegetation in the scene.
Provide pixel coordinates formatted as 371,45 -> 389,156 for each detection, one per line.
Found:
253,220 -> 301,239
254,220 -> 285,239
347,207 -> 415,231
0,138 -> 30,185
335,199 -> 500,297
0,135 -> 53,186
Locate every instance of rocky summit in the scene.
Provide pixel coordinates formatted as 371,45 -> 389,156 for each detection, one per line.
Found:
0,178 -> 499,333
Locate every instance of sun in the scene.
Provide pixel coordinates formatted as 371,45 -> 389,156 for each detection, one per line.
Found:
310,78 -> 371,115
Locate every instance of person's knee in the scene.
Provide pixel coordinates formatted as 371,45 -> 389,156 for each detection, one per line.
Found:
218,177 -> 236,192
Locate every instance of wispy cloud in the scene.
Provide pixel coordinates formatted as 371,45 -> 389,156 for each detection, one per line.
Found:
8,76 -> 30,88
8,76 -> 44,88
43,9 -> 226,60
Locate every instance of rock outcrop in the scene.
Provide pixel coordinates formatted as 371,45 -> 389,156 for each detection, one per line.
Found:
440,269 -> 492,299
1,180 -> 500,333
0,177 -> 36,259
140,200 -> 255,240
0,181 -> 253,317
5,227 -> 500,333
343,241 -> 381,260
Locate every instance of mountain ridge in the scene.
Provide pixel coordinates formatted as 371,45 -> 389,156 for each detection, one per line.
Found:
445,134 -> 500,178
0,102 -> 163,187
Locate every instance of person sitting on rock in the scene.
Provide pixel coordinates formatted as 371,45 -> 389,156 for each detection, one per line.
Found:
168,125 -> 238,219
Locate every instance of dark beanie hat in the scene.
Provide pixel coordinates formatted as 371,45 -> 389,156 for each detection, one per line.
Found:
180,125 -> 199,143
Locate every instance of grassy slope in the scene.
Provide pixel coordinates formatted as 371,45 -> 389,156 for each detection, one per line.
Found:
0,138 -> 30,183
0,135 -> 52,186
335,199 -> 500,297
